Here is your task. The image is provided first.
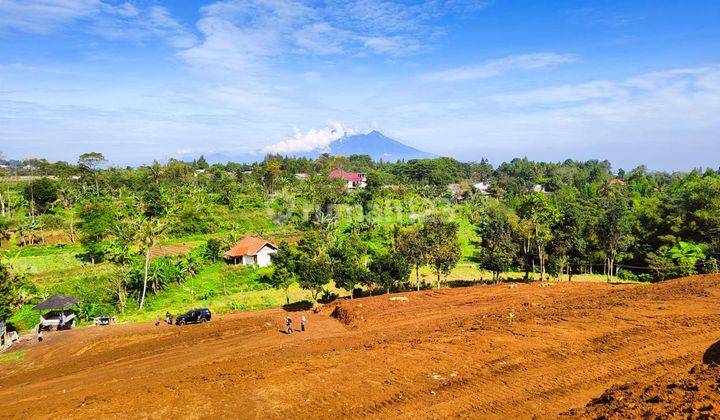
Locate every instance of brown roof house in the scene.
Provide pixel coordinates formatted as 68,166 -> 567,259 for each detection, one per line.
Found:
224,236 -> 278,267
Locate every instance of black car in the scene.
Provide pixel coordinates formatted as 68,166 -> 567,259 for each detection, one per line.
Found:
175,308 -> 212,325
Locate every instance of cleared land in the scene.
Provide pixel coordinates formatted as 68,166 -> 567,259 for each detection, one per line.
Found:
2,275 -> 720,419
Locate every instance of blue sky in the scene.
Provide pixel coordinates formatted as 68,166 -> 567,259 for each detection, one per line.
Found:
1,0 -> 719,170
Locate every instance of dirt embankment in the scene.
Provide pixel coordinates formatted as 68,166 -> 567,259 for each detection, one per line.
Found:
564,363 -> 720,418
1,275 -> 720,419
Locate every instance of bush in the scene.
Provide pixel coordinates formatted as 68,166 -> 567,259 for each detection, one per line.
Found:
638,273 -> 653,283
701,257 -> 719,274
616,269 -> 639,282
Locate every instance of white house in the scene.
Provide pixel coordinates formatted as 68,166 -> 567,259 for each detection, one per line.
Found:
328,169 -> 367,189
473,181 -> 491,195
224,236 -> 278,267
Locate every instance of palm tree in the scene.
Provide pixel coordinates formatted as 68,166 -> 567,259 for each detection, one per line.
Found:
135,217 -> 165,310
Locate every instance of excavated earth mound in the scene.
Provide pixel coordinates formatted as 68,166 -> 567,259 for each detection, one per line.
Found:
563,364 -> 720,418
1,275 -> 720,418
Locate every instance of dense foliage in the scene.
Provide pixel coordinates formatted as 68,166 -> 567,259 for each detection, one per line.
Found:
2,152 -> 720,327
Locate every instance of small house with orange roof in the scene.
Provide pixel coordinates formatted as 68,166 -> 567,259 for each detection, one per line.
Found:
224,236 -> 278,267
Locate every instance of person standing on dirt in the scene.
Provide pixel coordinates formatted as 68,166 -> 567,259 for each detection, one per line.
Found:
301,315 -> 306,332
37,325 -> 43,342
166,312 -> 173,325
285,317 -> 293,334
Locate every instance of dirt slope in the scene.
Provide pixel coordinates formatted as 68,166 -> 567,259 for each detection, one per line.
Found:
563,364 -> 720,418
2,275 -> 720,419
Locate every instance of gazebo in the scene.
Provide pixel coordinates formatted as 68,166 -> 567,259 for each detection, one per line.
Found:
34,295 -> 79,330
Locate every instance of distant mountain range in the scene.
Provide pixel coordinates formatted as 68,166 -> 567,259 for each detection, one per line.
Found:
197,131 -> 434,164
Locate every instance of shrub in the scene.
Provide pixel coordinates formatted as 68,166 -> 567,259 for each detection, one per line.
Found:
638,273 -> 653,283
701,257 -> 719,274
616,269 -> 639,282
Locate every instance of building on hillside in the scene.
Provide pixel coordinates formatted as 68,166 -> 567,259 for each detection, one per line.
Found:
448,183 -> 462,197
328,169 -> 367,189
609,178 -> 627,186
473,181 -> 491,195
224,236 -> 278,267
294,173 -> 308,180
532,184 -> 548,194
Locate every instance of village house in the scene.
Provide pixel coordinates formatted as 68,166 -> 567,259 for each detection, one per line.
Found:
224,236 -> 278,267
473,181 -> 491,195
328,169 -> 367,189
532,184 -> 548,194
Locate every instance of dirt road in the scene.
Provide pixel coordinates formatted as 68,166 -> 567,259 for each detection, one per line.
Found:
2,275 -> 719,419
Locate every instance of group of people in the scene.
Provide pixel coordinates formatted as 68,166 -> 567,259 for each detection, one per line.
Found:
284,315 -> 307,334
154,312 -> 174,326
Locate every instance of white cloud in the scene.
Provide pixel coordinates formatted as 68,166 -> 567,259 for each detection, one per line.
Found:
0,0 -> 195,48
179,0 -> 493,75
391,65 -> 720,169
294,22 -> 351,55
421,53 -> 578,82
0,0 -> 104,33
262,123 -> 356,154
491,81 -> 625,105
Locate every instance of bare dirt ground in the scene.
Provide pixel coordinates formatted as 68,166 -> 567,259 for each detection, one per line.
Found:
562,363 -> 720,419
2,275 -> 720,419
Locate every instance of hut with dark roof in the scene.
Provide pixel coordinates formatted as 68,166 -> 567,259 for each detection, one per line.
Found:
34,295 -> 79,330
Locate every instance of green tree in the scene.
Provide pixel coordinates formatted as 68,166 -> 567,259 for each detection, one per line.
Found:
396,226 -> 428,290
0,261 -> 21,322
329,235 -> 369,298
369,251 -> 411,294
268,243 -> 300,304
23,177 -> 59,214
296,257 -> 331,302
78,152 -> 107,194
420,214 -> 461,288
78,199 -> 116,263
516,193 -> 560,281
196,155 -> 209,170
597,194 -> 634,281
476,202 -> 519,282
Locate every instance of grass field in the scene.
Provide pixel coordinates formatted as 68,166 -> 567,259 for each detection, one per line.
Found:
0,350 -> 26,364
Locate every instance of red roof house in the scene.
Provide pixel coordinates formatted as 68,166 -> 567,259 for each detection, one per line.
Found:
328,169 -> 367,189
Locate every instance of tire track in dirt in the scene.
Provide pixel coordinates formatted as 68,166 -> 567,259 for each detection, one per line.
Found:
2,275 -> 720,418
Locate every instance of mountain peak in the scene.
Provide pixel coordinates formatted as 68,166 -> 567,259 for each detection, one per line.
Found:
322,131 -> 434,161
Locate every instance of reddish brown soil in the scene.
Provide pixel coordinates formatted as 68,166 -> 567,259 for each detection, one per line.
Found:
2,275 -> 720,419
563,364 -> 720,418
149,244 -> 192,259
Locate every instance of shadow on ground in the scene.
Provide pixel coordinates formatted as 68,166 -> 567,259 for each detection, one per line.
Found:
282,300 -> 314,312
703,340 -> 720,365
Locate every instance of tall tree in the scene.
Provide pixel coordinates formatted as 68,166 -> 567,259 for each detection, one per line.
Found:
396,226 -> 428,290
420,214 -> 461,288
517,193 -> 560,281
369,251 -> 411,294
329,235 -> 369,298
0,261 -> 21,322
597,193 -> 634,281
135,217 -> 165,309
78,152 -> 107,194
476,201 -> 519,282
